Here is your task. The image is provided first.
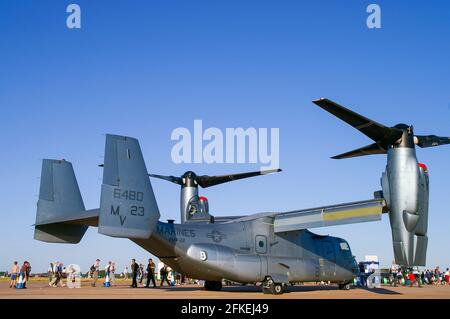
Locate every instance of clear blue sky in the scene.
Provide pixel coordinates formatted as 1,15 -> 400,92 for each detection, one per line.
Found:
1,0 -> 449,273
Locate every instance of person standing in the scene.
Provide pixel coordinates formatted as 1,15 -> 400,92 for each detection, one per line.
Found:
160,264 -> 171,287
131,259 -> 139,288
49,262 -> 59,287
123,267 -> 129,280
444,268 -> 450,285
358,262 -> 366,287
407,271 -> 416,287
20,261 -> 30,288
434,266 -> 441,285
139,264 -> 145,286
397,269 -> 404,285
47,263 -> 55,286
413,267 -> 421,287
145,259 -> 156,288
389,261 -> 398,287
26,261 -> 32,285
110,262 -> 116,286
167,267 -> 174,286
10,261 -> 19,288
426,269 -> 433,285
368,261 -> 377,274
90,259 -> 100,287
105,261 -> 112,282
56,262 -> 65,287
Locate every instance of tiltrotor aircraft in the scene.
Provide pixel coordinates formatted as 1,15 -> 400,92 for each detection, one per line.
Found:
34,98 -> 449,294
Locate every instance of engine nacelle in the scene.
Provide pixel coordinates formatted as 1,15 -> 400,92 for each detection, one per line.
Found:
381,147 -> 429,266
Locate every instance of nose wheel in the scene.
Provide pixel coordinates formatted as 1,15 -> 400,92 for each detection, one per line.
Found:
262,277 -> 284,295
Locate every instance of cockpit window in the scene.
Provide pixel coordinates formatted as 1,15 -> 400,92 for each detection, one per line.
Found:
340,242 -> 350,251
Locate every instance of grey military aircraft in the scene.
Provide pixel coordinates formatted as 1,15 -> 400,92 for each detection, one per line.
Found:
34,98 -> 449,294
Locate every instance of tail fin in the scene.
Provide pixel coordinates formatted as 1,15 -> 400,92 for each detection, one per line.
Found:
99,134 -> 160,239
34,159 -> 89,243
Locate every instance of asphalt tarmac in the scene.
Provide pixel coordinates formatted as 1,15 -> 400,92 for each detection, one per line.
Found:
1,280 -> 449,299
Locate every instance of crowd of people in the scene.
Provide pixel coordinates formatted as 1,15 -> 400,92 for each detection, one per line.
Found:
6,257 -> 191,289
10,258 -> 450,289
127,258 -> 187,288
345,261 -> 450,288
7,258 -> 183,289
388,264 -> 450,287
418,267 -> 449,285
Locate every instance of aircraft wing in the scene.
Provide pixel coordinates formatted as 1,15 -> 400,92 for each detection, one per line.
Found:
33,199 -> 384,232
273,199 -> 385,233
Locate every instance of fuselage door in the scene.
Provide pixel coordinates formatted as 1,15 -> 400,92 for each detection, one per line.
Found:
255,235 -> 268,254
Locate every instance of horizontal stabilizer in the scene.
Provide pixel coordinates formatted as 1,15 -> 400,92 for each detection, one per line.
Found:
274,199 -> 385,233
35,209 -> 99,227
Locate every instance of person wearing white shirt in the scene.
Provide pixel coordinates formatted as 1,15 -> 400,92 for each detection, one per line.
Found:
110,262 -> 116,286
47,263 -> 54,286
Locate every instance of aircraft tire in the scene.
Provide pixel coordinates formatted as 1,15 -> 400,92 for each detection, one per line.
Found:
338,283 -> 351,291
273,284 -> 283,295
204,281 -> 222,291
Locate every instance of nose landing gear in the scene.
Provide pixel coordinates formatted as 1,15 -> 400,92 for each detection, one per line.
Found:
262,277 -> 284,295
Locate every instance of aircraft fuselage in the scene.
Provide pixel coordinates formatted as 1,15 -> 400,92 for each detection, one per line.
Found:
133,216 -> 358,284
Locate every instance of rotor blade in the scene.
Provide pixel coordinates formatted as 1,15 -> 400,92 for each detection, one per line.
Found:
313,98 -> 403,146
332,143 -> 387,159
415,135 -> 450,148
148,174 -> 183,185
196,169 -> 282,188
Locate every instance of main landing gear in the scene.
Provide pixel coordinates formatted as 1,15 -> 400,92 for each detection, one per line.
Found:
338,283 -> 351,290
204,281 -> 223,291
262,277 -> 284,295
